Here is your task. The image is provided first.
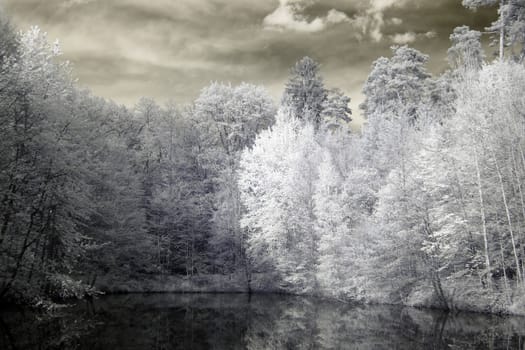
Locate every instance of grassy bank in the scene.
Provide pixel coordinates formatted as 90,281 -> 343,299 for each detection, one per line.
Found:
94,272 -> 282,294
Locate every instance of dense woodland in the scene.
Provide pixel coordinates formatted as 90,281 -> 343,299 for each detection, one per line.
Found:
1,1 -> 525,314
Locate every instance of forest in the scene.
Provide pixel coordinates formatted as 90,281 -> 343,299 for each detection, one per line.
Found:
1,0 -> 525,315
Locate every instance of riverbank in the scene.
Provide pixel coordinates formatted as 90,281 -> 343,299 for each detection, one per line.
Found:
92,273 -> 525,317
405,279 -> 525,316
3,272 -> 524,317
94,272 -> 281,294
332,277 -> 525,317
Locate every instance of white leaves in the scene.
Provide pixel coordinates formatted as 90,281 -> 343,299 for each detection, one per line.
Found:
239,109 -> 323,290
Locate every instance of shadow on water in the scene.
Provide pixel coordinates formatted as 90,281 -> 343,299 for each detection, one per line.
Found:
1,293 -> 524,349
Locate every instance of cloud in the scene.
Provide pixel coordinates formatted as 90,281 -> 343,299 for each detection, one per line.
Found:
61,0 -> 95,9
390,30 -> 437,44
369,0 -> 403,12
425,30 -> 437,38
263,0 -> 349,33
350,11 -> 385,42
261,0 -> 409,41
326,9 -> 349,24
263,0 -> 431,44
348,0 -> 410,42
389,17 -> 403,25
391,32 -> 417,44
3,0 -> 490,119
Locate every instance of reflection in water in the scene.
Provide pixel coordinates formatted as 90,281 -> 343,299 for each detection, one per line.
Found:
1,293 -> 524,349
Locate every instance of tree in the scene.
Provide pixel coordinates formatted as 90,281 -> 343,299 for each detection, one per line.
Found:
282,57 -> 327,127
321,88 -> 352,130
193,82 -> 276,275
462,0 -> 503,59
239,110 -> 322,293
0,13 -> 17,61
468,62 -> 525,285
505,0 -> 525,62
359,45 -> 436,184
314,151 -> 351,296
360,46 -> 432,122
448,26 -> 485,70
463,0 -> 525,61
0,26 -> 101,300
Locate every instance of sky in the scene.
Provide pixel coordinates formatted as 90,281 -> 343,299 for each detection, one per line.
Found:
1,0 -> 497,126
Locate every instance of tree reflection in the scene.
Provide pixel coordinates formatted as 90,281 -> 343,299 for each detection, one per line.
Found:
1,294 -> 524,349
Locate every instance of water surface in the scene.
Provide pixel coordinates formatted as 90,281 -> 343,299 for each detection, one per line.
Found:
1,293 -> 524,349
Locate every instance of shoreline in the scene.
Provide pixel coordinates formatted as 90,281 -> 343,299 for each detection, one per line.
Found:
2,273 -> 524,317
92,273 -> 525,317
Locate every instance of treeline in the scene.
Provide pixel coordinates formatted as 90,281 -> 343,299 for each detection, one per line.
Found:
2,0 -> 525,314
239,1 -> 525,313
0,14 -> 280,302
0,11 -> 348,303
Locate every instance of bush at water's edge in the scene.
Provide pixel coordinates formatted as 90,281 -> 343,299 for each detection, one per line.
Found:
402,279 -> 525,316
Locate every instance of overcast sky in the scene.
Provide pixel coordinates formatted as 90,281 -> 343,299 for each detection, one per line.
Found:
1,0 -> 497,125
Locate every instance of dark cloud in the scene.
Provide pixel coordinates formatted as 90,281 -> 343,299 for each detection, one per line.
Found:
1,0 -> 498,127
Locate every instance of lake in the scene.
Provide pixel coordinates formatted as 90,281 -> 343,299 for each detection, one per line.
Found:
0,293 -> 524,349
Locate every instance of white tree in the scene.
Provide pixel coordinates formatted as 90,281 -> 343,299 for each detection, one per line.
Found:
239,110 -> 322,292
314,151 -> 351,296
448,26 -> 485,70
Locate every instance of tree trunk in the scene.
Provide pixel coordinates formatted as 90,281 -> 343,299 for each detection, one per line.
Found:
499,240 -> 511,305
492,148 -> 522,285
474,148 -> 493,288
431,269 -> 449,311
499,0 -> 505,61
510,148 -> 525,281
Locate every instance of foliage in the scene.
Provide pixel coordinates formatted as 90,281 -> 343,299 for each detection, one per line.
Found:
2,4 -> 525,317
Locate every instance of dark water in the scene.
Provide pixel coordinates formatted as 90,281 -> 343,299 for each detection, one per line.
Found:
1,293 -> 524,350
